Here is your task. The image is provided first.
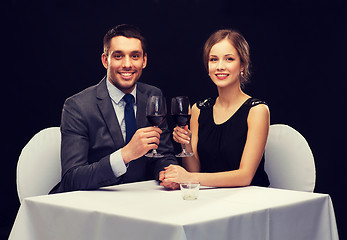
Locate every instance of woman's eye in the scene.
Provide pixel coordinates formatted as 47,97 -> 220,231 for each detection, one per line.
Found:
209,58 -> 217,62
226,57 -> 234,61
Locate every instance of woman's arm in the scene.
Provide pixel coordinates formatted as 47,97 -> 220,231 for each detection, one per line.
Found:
172,103 -> 201,172
164,104 -> 270,187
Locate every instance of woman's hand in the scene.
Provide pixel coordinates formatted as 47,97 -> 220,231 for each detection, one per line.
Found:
159,170 -> 179,189
160,164 -> 192,184
172,125 -> 191,145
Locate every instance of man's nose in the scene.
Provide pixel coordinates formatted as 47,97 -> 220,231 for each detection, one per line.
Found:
122,56 -> 132,68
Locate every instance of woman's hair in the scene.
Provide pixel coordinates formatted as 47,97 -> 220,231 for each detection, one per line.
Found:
203,29 -> 251,88
103,24 -> 147,56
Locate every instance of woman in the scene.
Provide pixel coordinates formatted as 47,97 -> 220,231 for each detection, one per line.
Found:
160,29 -> 270,188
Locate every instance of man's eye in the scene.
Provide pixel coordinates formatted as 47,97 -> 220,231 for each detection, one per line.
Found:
114,55 -> 123,59
132,55 -> 140,59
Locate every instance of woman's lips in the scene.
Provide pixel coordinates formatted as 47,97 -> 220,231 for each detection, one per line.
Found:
215,73 -> 229,80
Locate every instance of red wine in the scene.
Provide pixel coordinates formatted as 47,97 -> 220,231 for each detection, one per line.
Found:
172,114 -> 191,126
147,115 -> 166,126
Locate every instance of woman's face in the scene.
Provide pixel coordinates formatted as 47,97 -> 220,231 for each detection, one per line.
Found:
208,39 -> 243,88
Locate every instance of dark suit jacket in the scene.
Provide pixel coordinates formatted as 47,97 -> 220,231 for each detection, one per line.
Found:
50,77 -> 177,193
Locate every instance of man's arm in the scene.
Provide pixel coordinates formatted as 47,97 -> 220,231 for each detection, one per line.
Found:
58,97 -> 120,192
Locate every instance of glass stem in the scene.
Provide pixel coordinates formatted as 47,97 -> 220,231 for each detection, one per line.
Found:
182,143 -> 187,153
153,125 -> 159,154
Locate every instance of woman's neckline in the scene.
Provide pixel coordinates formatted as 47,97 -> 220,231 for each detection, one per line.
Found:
212,97 -> 252,126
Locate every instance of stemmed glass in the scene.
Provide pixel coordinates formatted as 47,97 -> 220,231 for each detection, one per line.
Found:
145,95 -> 167,158
171,96 -> 194,157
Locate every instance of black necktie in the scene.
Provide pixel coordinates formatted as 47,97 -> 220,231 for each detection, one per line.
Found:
123,94 -> 136,144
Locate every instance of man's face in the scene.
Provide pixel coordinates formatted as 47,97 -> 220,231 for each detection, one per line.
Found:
102,36 -> 147,93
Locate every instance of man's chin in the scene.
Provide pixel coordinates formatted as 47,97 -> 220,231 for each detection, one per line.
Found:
110,78 -> 137,93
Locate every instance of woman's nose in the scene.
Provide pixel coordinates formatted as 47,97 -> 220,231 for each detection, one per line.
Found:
216,60 -> 225,70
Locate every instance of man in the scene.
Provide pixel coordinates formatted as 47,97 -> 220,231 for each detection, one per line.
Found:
50,24 -> 177,193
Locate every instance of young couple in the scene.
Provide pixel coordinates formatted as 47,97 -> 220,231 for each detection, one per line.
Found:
50,24 -> 269,194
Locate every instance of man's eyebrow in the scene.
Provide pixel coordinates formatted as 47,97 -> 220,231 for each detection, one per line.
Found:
109,50 -> 122,56
130,51 -> 142,55
110,50 -> 142,55
111,50 -> 123,54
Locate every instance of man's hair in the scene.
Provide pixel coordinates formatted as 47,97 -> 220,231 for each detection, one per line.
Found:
103,24 -> 147,56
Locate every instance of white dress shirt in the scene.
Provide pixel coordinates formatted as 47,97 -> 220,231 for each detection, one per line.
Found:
106,79 -> 137,177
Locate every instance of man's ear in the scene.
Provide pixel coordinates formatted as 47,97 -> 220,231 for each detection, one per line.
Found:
142,53 -> 147,69
101,53 -> 109,69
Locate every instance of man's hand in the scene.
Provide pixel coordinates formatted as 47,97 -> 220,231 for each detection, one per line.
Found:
159,170 -> 180,190
121,127 -> 162,164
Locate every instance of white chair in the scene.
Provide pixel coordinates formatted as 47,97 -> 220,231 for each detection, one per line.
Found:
264,124 -> 316,192
17,127 -> 62,203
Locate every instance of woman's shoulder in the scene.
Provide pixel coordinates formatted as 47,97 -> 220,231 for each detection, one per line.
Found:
247,98 -> 270,122
196,97 -> 215,110
245,98 -> 268,108
244,98 -> 270,121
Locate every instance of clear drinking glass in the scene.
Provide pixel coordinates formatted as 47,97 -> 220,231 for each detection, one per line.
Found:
171,96 -> 194,157
180,182 -> 200,200
145,95 -> 167,158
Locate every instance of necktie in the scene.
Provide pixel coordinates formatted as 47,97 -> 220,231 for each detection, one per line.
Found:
123,94 -> 136,144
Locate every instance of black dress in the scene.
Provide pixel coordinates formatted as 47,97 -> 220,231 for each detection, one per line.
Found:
196,97 -> 270,187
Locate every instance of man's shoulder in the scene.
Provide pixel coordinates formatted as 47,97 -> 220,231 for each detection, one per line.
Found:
137,82 -> 162,95
65,85 -> 96,105
66,78 -> 105,102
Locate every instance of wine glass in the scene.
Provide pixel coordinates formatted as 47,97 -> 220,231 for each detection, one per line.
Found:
171,96 -> 194,157
145,95 -> 167,158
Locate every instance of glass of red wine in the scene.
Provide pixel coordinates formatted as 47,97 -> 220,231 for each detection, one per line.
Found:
145,95 -> 167,158
171,96 -> 194,157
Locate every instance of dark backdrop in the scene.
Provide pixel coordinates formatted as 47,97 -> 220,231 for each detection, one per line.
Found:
2,0 -> 346,239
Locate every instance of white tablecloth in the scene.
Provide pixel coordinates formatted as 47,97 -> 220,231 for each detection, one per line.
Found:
9,180 -> 339,240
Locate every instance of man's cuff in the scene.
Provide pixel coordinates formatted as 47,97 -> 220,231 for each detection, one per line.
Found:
110,149 -> 127,177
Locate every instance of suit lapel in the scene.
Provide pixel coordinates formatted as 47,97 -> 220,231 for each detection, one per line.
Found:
96,77 -> 125,147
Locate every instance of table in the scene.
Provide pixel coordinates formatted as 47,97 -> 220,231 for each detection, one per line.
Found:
9,180 -> 339,240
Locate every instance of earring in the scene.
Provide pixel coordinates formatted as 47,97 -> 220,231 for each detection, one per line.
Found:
240,71 -> 244,77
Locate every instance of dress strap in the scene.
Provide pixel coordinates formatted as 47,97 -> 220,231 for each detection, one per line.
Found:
197,97 -> 266,109
245,98 -> 268,107
196,98 -> 215,109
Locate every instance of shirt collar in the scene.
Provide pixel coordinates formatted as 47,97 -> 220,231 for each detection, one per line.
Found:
106,78 -> 137,104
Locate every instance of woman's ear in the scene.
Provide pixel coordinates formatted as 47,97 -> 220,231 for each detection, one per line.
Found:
240,64 -> 245,73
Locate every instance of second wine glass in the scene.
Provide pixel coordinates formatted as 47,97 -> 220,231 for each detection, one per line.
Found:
171,96 -> 194,157
145,95 -> 167,158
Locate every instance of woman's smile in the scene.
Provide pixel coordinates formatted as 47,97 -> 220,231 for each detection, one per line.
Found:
215,73 -> 229,80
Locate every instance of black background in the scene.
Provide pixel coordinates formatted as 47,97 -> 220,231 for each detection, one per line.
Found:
2,0 -> 346,239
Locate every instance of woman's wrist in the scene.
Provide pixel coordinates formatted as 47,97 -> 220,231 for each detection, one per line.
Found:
189,172 -> 200,183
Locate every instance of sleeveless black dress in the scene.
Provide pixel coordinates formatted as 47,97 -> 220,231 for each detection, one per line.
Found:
196,97 -> 270,187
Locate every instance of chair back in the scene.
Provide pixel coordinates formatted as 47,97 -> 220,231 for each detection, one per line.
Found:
264,124 -> 316,192
17,127 -> 61,203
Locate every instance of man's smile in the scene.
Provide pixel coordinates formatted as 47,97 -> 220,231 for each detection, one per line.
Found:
119,71 -> 135,80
